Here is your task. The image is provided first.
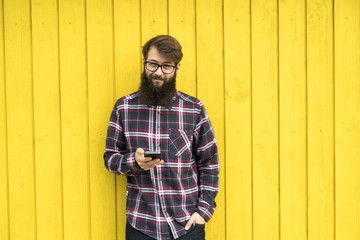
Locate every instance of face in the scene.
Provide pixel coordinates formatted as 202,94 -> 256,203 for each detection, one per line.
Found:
144,47 -> 180,87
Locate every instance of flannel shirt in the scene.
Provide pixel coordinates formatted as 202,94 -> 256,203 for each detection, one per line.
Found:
104,90 -> 220,240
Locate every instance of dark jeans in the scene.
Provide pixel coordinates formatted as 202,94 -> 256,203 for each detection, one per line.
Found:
126,221 -> 205,240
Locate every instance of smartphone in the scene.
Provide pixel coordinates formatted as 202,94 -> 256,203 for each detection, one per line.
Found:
144,151 -> 161,159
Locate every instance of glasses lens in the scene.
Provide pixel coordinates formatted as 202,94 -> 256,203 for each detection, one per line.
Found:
146,62 -> 159,72
161,65 -> 174,74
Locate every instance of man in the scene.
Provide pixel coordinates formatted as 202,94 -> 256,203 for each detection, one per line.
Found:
104,35 -> 219,240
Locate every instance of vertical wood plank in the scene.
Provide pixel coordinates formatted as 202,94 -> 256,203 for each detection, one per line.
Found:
224,0 -> 252,239
307,0 -> 334,239
58,0 -> 90,238
196,0 -> 225,239
334,0 -> 360,239
31,0 -> 63,238
279,0 -> 307,239
114,0 -> 141,98
0,0 -> 9,238
86,0 -> 116,238
3,0 -> 37,239
141,0 -> 168,44
251,0 -> 279,239
113,0 -> 141,238
168,0 -> 197,97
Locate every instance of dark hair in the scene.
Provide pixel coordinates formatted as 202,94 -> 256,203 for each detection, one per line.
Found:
142,35 -> 183,65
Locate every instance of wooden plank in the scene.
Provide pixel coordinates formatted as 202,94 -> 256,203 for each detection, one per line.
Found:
3,0 -> 37,238
307,0 -> 334,239
113,0 -> 141,238
168,0 -> 196,97
278,0 -> 307,239
86,0 -> 116,238
251,0 -> 279,239
223,0 -> 252,239
141,0 -> 168,44
58,0 -> 90,238
334,0 -> 360,239
31,0 -> 63,238
0,0 -> 9,238
196,0 -> 225,239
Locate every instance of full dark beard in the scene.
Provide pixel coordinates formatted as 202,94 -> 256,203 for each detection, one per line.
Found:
139,72 -> 176,107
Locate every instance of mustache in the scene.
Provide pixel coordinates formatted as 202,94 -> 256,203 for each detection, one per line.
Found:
149,74 -> 165,80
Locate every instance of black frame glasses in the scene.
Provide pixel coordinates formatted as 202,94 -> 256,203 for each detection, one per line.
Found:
144,61 -> 176,74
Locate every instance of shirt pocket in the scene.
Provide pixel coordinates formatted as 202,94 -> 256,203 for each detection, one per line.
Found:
168,129 -> 193,160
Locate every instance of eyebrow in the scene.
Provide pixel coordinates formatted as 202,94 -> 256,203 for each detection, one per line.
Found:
147,59 -> 173,65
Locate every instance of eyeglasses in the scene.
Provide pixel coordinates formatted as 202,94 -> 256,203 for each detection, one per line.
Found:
144,61 -> 176,74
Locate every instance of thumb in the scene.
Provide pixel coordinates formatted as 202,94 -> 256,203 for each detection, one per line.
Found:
136,148 -> 144,156
185,216 -> 194,230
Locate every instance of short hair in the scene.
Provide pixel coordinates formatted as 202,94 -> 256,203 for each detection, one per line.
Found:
142,35 -> 183,65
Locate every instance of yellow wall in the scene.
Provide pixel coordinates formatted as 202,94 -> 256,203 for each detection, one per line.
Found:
1,0 -> 359,239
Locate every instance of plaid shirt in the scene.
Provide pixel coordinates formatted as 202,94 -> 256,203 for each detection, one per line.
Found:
104,90 -> 219,240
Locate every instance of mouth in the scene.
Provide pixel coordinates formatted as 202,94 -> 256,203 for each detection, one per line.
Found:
153,78 -> 163,82
152,78 -> 164,86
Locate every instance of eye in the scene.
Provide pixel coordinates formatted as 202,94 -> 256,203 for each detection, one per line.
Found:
162,65 -> 173,70
148,62 -> 158,68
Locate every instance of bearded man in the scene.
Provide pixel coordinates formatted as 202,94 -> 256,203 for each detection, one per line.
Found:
104,35 -> 219,240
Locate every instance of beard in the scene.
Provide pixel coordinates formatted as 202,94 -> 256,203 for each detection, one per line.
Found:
139,72 -> 177,107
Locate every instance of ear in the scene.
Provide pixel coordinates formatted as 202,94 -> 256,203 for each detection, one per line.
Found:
175,63 -> 180,74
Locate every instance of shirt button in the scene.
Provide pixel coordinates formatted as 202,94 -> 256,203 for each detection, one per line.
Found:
164,209 -> 167,213
157,143 -> 160,147
157,110 -> 161,114
159,177 -> 163,181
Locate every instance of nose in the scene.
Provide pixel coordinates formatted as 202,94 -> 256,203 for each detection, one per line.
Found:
154,66 -> 164,75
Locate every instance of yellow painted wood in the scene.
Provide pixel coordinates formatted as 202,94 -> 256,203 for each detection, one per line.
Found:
334,0 -> 360,239
279,0 -> 307,239
58,0 -> 90,239
2,1 -> 360,239
141,0 -> 168,44
224,0 -> 252,239
168,0 -> 197,97
251,0 -> 279,239
113,0 -> 142,238
3,0 -> 37,239
0,0 -> 9,238
307,0 -> 335,239
86,0 -> 116,239
114,0 -> 141,97
31,0 -> 63,239
196,0 -> 225,239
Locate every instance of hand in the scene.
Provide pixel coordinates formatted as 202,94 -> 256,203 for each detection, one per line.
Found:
185,212 -> 205,230
135,148 -> 164,171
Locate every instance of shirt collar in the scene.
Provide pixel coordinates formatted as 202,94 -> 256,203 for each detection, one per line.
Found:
166,90 -> 180,110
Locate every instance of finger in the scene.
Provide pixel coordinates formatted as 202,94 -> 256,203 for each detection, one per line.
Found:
137,148 -> 144,155
147,159 -> 164,168
140,159 -> 163,170
140,156 -> 154,162
135,148 -> 145,159
185,216 -> 195,230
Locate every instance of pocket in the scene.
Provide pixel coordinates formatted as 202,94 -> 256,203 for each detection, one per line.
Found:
168,129 -> 193,159
194,223 -> 205,228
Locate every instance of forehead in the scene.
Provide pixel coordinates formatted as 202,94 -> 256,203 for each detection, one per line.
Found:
146,47 -> 174,64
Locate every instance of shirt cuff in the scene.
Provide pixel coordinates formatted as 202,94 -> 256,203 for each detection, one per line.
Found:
196,199 -> 215,222
126,152 -> 144,174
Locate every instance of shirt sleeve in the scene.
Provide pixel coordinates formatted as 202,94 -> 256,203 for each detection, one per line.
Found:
193,105 -> 220,222
103,100 -> 144,176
